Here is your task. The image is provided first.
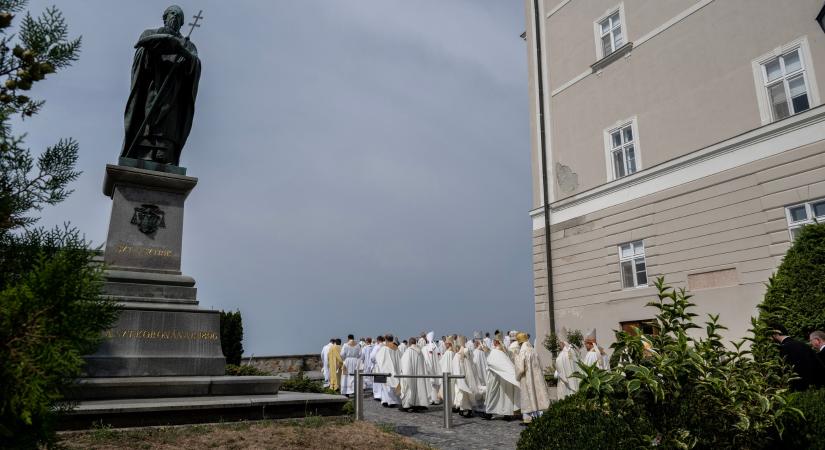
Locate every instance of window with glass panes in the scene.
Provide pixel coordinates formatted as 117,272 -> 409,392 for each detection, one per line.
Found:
785,199 -> 825,240
619,240 -> 647,288
762,48 -> 811,121
609,123 -> 637,179
598,11 -> 623,57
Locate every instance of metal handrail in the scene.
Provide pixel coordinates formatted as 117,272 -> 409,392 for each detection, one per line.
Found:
353,370 -> 465,429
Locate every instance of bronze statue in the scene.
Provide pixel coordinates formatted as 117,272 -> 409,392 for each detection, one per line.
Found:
121,6 -> 202,166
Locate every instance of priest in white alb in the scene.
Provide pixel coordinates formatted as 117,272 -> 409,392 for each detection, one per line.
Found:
321,338 -> 333,388
472,339 -> 489,390
514,332 -> 550,425
399,337 -> 430,412
554,332 -> 580,400
375,334 -> 402,407
360,337 -> 374,390
339,334 -> 361,397
484,339 -> 519,420
421,331 -> 442,404
583,329 -> 611,370
452,337 -> 482,417
371,336 -> 385,401
439,339 -> 456,404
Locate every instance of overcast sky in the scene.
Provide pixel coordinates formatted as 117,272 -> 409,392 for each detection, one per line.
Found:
20,0 -> 533,355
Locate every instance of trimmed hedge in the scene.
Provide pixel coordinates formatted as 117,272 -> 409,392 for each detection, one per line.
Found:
219,310 -> 244,366
517,394 -> 652,450
760,222 -> 825,339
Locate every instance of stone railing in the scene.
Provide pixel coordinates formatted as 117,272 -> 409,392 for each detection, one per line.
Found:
242,354 -> 321,375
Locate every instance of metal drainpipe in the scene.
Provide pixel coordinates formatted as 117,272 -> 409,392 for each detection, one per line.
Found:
533,0 -> 555,342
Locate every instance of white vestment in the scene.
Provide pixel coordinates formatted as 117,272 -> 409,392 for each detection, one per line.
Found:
375,344 -> 401,405
472,347 -> 488,388
398,342 -> 407,355
360,344 -> 374,389
438,349 -> 455,402
400,345 -> 430,408
584,347 -> 611,370
554,344 -> 580,399
451,348 -> 482,411
340,341 -> 361,395
422,334 -> 442,404
507,341 -> 520,361
321,343 -> 332,387
484,348 -> 519,416
515,342 -> 551,416
483,337 -> 492,349
371,343 -> 384,399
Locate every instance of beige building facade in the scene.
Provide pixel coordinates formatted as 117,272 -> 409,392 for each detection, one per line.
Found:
523,0 -> 825,362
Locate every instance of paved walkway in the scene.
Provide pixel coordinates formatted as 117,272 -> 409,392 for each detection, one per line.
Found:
361,392 -> 524,450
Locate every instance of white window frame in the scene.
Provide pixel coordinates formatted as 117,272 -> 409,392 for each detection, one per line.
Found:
593,4 -> 627,60
752,36 -> 821,125
618,240 -> 648,289
785,198 -> 825,240
603,117 -> 642,181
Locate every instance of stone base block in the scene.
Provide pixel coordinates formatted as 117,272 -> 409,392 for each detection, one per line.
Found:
83,308 -> 225,377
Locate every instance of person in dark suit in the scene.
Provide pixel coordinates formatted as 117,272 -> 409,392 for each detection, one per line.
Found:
771,325 -> 819,390
808,330 -> 825,385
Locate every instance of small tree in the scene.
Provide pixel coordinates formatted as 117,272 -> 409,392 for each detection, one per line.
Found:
0,2 -> 118,447
220,309 -> 244,366
568,277 -> 797,449
758,222 -> 825,340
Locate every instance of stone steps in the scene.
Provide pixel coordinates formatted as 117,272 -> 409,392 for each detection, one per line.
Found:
58,392 -> 348,430
66,376 -> 284,401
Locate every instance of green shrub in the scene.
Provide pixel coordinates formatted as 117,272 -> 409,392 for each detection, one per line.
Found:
569,277 -> 798,449
774,388 -> 825,450
219,310 -> 243,366
281,371 -> 337,394
517,394 -> 651,450
759,222 -> 825,340
225,364 -> 270,376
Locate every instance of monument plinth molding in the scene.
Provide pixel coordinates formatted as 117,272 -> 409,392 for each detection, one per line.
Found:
84,163 -> 225,377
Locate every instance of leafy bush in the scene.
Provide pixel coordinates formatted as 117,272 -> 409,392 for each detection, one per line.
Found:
281,371 -> 337,394
517,394 -> 651,450
569,277 -> 798,449
0,3 -> 119,447
219,310 -> 243,366
773,388 -> 825,450
225,364 -> 270,376
759,222 -> 825,340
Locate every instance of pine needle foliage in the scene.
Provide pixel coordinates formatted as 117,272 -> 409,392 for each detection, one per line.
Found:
0,2 -> 118,447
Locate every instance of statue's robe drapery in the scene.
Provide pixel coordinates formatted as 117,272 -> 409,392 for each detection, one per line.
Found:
121,27 -> 201,166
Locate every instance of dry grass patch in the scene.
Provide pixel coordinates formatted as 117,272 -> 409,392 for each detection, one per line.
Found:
59,417 -> 429,450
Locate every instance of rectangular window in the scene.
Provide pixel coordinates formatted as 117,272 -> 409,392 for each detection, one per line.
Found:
762,48 -> 810,121
618,240 -> 647,288
785,199 -> 825,240
605,118 -> 640,181
753,38 -> 820,125
620,320 -> 658,336
599,11 -> 623,57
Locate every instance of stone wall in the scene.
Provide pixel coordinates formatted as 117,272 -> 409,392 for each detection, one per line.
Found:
243,354 -> 321,374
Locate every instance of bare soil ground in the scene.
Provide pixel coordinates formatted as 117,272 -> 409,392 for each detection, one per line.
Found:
59,416 -> 430,450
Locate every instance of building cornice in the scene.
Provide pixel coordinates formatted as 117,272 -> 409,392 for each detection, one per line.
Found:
530,106 -> 825,227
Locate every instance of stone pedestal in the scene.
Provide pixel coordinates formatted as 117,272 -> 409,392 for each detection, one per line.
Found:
84,164 -> 225,377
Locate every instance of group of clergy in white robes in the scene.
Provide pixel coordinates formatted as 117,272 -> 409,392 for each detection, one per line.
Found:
321,330 -> 553,424
554,328 -> 611,400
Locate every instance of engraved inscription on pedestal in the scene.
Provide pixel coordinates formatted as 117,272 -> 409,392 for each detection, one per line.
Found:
84,309 -> 225,377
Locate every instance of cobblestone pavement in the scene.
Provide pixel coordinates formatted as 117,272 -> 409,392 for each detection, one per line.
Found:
361,391 -> 525,450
